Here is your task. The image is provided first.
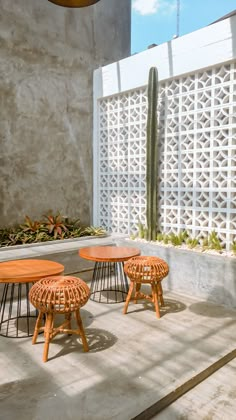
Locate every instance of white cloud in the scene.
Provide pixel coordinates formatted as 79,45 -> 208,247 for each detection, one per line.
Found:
132,0 -> 160,16
132,0 -> 176,16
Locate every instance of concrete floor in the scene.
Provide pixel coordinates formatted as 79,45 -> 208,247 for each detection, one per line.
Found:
0,281 -> 236,420
155,357 -> 236,420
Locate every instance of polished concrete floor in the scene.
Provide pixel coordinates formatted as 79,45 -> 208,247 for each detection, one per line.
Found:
0,280 -> 236,420
155,357 -> 236,420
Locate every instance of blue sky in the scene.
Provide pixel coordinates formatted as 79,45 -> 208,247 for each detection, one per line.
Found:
132,0 -> 236,53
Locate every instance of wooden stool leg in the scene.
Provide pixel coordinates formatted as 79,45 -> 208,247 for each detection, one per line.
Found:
75,309 -> 89,352
134,282 -> 141,304
32,311 -> 44,345
43,313 -> 54,363
158,282 -> 165,306
152,283 -> 161,318
123,281 -> 134,314
65,312 -> 72,335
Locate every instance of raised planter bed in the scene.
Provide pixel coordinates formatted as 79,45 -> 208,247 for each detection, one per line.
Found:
114,237 -> 236,309
0,235 -> 114,294
1,234 -> 235,309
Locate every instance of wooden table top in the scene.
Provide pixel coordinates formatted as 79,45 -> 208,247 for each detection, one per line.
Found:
0,259 -> 64,283
79,246 -> 140,262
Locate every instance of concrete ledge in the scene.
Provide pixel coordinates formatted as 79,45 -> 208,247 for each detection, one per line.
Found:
0,236 -> 113,264
114,238 -> 236,309
0,236 -> 114,293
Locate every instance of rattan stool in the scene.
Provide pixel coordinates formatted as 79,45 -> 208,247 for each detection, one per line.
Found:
29,276 -> 90,362
123,256 -> 169,318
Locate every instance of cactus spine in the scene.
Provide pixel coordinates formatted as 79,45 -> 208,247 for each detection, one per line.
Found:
146,67 -> 159,241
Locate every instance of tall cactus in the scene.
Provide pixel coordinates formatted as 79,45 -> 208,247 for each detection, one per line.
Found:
146,67 -> 159,241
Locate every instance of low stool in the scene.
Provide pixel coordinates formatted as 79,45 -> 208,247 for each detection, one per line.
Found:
29,276 -> 90,362
123,256 -> 169,318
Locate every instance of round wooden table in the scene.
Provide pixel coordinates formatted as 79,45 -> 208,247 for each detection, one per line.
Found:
79,246 -> 140,303
0,259 -> 64,338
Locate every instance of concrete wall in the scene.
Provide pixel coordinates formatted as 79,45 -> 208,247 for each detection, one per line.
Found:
0,0 -> 131,227
115,238 -> 236,309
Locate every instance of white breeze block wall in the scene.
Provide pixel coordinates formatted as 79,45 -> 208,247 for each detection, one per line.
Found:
93,16 -> 236,250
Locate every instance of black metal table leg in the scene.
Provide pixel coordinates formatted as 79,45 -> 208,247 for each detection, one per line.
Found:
89,261 -> 129,303
0,282 -> 38,338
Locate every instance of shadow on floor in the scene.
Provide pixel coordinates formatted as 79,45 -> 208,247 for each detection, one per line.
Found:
8,308 -> 94,338
125,298 -> 187,317
189,301 -> 236,318
39,327 -> 118,361
188,287 -> 236,318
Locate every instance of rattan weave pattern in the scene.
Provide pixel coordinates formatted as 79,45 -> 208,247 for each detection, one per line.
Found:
29,276 -> 90,313
124,256 -> 169,283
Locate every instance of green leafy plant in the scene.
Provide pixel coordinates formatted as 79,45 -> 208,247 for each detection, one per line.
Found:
231,241 -> 236,254
138,221 -> 145,239
63,217 -> 80,231
168,231 -> 188,246
186,237 -> 199,249
179,231 -> 189,243
202,237 -> 209,248
20,216 -> 42,233
82,226 -> 106,236
0,228 -> 12,246
0,212 -> 107,247
44,213 -> 68,239
35,231 -> 53,242
163,234 -> 170,244
156,232 -> 164,242
203,231 -> 222,251
144,227 -> 149,240
209,231 -> 222,251
169,233 -> 181,246
156,232 -> 170,244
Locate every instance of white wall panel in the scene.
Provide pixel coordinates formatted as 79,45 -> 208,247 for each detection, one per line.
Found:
93,17 -> 236,250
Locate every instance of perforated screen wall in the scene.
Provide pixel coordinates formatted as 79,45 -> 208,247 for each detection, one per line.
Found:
96,62 -> 236,249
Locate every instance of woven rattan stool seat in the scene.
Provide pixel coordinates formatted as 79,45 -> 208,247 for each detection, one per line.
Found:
30,276 -> 89,313
123,256 -> 169,318
29,276 -> 90,362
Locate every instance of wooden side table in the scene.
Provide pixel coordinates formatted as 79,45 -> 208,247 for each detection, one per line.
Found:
79,246 -> 140,303
0,259 -> 64,338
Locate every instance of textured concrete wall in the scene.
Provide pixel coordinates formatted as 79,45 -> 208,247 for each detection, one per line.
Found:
115,238 -> 236,309
0,0 -> 131,227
